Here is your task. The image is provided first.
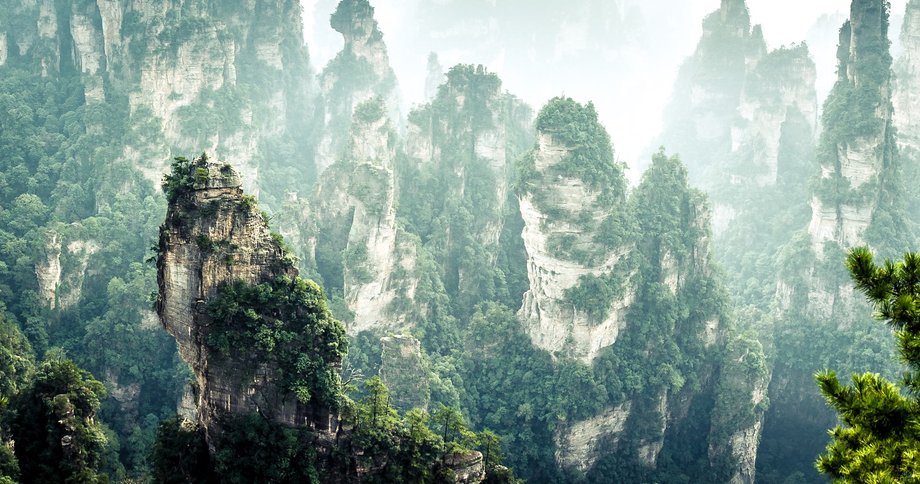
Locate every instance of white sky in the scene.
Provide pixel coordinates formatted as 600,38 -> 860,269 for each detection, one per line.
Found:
299,0 -> 910,179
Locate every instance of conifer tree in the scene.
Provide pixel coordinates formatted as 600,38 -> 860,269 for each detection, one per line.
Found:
816,247 -> 920,481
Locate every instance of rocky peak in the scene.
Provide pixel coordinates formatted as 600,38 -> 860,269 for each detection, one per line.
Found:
310,97 -> 408,335
719,0 -> 752,37
807,0 -> 896,254
424,52 -> 445,102
2,0 -> 317,198
317,0 -> 399,177
731,44 -> 818,188
517,97 -> 632,362
331,0 -> 381,49
844,0 -> 892,89
156,155 -> 339,449
403,64 -> 532,313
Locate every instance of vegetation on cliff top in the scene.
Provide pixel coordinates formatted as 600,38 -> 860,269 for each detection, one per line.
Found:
208,275 -> 348,409
532,96 -> 625,195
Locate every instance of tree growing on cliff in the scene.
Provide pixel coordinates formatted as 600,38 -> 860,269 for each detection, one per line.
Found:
816,247 -> 920,481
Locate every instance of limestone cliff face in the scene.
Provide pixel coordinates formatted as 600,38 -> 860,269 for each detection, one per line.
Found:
34,229 -> 100,310
519,100 -> 751,475
309,100 -> 415,334
708,334 -> 771,484
1,0 -> 316,196
660,0 -> 817,237
893,0 -> 920,227
316,0 -> 399,177
517,132 -> 634,363
156,157 -> 331,446
761,2 -> 909,479
555,403 -> 631,473
731,46 -> 817,188
806,0 -> 895,256
658,0 -> 755,183
895,0 -> 920,153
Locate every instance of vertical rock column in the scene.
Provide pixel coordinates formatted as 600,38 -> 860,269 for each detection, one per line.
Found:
806,0 -> 894,254
516,99 -> 633,363
316,0 -> 400,177
156,157 -> 327,447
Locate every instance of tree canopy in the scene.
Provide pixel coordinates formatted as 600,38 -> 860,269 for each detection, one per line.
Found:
816,247 -> 920,482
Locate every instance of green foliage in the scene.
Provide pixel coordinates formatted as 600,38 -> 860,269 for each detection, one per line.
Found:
10,357 -> 110,484
564,269 -> 629,321
344,376 -> 517,483
207,276 -> 347,408
330,0 -> 376,35
392,65 -> 531,323
632,149 -> 708,263
816,248 -> 920,482
149,417 -> 209,484
0,444 -> 18,483
532,96 -> 624,195
0,315 -> 34,401
353,96 -> 387,124
343,243 -> 373,284
212,414 -> 319,484
161,154 -> 209,204
239,194 -> 257,211
0,4 -> 318,478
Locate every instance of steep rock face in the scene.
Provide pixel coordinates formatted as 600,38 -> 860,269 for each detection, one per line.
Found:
379,335 -> 431,412
1,0 -> 317,198
442,452 -> 486,484
806,0 -> 895,255
156,156 -> 485,482
895,0 -> 920,152
659,0 -> 817,237
34,230 -> 100,310
316,0 -> 399,177
518,100 -> 758,480
156,157 -> 332,446
35,231 -> 62,308
731,46 -> 817,187
761,2 -> 910,480
402,65 -> 533,313
658,4 -> 819,480
708,334 -> 771,484
555,402 -> 631,473
517,131 -> 634,363
559,151 -> 760,479
893,0 -> 920,228
658,0 -> 756,184
309,100 -> 416,334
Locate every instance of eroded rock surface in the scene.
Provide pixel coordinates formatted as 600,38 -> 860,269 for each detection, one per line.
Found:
156,158 -> 332,447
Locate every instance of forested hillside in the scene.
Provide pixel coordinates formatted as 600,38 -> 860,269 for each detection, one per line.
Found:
0,0 -> 916,482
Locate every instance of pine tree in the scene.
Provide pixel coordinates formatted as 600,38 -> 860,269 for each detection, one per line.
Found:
816,247 -> 920,482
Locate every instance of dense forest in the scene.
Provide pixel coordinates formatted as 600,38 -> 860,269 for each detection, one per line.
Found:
0,0 -> 918,482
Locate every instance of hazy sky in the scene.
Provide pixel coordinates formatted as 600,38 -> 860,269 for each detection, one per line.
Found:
300,0 -> 910,179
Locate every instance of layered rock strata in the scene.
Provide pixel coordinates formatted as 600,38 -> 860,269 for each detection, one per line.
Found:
1,0 -> 316,196
156,158 -> 332,446
517,131 -> 634,363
